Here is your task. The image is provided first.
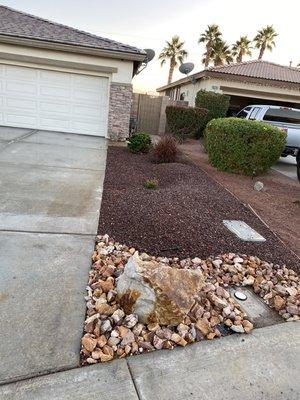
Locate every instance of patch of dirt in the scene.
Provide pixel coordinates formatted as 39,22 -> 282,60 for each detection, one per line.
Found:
98,146 -> 300,272
180,139 -> 300,259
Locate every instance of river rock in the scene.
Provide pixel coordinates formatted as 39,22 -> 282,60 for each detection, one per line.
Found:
116,252 -> 204,326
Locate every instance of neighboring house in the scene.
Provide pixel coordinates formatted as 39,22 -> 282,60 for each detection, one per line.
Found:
157,60 -> 300,113
0,5 -> 145,139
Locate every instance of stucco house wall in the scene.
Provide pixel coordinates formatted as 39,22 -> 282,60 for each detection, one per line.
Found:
170,77 -> 300,107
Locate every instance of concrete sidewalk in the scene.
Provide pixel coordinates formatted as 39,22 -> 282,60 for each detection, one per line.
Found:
0,127 -> 107,384
0,323 -> 299,399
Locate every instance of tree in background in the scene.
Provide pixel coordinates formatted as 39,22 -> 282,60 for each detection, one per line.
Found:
232,36 -> 252,63
210,40 -> 233,66
198,24 -> 222,68
159,36 -> 188,84
254,25 -> 278,60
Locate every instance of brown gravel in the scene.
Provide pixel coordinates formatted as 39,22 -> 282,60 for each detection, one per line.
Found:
180,139 -> 300,258
98,146 -> 300,272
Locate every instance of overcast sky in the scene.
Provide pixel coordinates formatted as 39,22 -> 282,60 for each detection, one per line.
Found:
2,0 -> 300,93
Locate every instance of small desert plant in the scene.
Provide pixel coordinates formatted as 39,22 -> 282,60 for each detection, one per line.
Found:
144,179 -> 158,189
152,136 -> 178,163
127,132 -> 152,153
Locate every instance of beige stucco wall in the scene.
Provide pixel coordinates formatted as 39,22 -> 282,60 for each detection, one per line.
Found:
0,43 -> 134,83
173,77 -> 300,106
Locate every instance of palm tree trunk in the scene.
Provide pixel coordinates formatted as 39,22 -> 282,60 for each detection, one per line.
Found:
168,61 -> 175,84
205,44 -> 212,68
237,53 -> 242,63
258,43 -> 265,60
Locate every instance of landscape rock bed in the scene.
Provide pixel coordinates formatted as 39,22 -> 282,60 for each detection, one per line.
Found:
98,147 -> 300,271
81,235 -> 300,365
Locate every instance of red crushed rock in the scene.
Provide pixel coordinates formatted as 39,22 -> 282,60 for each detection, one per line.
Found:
98,146 -> 300,272
180,139 -> 300,258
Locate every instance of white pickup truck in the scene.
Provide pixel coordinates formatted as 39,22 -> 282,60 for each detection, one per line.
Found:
236,105 -> 300,179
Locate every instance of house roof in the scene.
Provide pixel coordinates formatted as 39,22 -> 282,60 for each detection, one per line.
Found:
157,60 -> 300,92
0,5 -> 145,58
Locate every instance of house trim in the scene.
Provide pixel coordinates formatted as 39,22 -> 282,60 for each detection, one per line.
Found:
0,34 -> 146,62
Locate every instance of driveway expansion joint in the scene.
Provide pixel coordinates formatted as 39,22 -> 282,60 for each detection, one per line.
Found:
126,359 -> 142,400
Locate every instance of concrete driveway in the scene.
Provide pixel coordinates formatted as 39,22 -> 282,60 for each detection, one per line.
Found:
0,127 -> 107,384
272,155 -> 298,181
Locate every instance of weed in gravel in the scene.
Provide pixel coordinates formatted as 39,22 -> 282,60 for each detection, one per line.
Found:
144,179 -> 158,189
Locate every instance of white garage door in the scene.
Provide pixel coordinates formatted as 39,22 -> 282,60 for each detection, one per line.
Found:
0,64 -> 109,136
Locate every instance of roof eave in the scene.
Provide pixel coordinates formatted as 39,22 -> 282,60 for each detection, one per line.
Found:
157,71 -> 207,92
0,34 -> 146,62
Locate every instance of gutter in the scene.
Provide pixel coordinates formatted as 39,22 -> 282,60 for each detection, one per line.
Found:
0,34 -> 146,62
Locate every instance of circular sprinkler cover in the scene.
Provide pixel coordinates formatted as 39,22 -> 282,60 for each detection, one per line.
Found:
234,291 -> 247,301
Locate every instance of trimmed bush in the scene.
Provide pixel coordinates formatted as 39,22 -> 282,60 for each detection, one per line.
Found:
152,136 -> 178,163
205,118 -> 286,176
165,105 -> 208,140
195,90 -> 230,134
127,132 -> 152,153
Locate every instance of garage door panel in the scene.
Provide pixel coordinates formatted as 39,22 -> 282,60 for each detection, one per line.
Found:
0,65 -> 109,137
39,117 -> 70,131
73,104 -> 101,117
7,97 -> 37,111
39,85 -> 71,98
5,66 -> 37,80
6,113 -> 37,126
40,101 -> 71,113
6,81 -> 37,95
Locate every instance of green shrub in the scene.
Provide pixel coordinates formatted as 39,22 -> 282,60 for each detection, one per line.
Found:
144,179 -> 158,189
165,105 -> 208,140
127,132 -> 152,153
195,90 -> 230,133
205,118 -> 286,176
152,135 -> 178,163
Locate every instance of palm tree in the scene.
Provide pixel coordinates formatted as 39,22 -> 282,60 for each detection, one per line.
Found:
254,25 -> 278,60
232,36 -> 252,63
159,35 -> 188,84
210,40 -> 233,66
198,24 -> 222,68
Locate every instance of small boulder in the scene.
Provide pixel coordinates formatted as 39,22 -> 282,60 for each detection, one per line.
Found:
116,252 -> 204,326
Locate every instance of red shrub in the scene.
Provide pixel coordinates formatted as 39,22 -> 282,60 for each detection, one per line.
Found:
152,136 -> 178,163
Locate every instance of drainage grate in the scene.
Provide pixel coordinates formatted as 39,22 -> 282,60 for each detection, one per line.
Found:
223,220 -> 266,242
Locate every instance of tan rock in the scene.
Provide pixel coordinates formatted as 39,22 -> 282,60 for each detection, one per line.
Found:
82,336 -> 97,352
102,345 -> 114,358
148,323 -> 160,332
117,252 -> 204,326
242,320 -> 254,333
100,353 -> 114,362
100,277 -> 115,293
273,295 -> 285,311
195,318 -> 210,336
207,332 -> 216,340
91,350 -> 102,360
97,335 -> 107,348
118,326 -> 129,338
86,357 -> 97,364
95,303 -> 117,315
121,330 -> 135,346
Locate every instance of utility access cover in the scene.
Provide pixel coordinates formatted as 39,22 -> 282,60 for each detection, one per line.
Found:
223,220 -> 266,242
